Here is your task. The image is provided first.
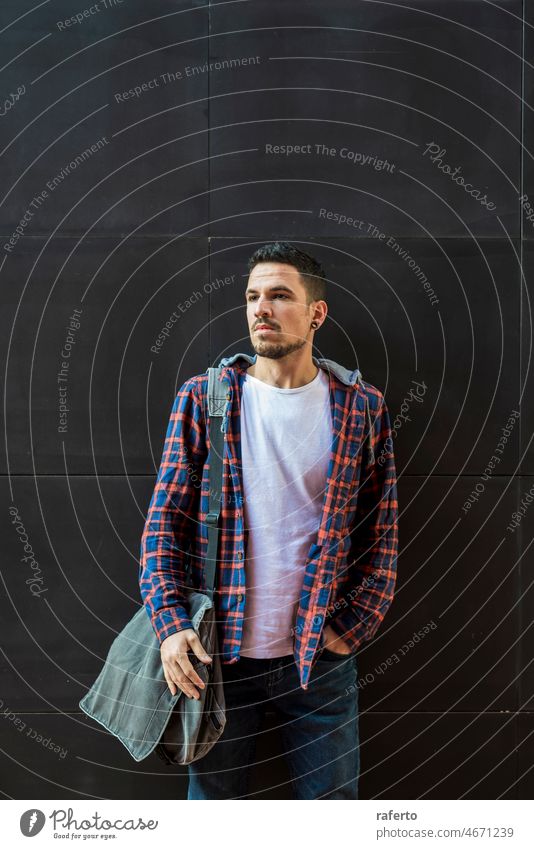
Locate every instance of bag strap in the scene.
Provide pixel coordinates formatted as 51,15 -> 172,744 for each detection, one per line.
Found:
204,366 -> 228,599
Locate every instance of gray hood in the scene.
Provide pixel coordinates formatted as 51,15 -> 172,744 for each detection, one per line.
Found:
217,352 -> 362,386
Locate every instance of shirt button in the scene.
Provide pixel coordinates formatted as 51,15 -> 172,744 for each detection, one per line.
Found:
237,551 -> 243,560
237,593 -> 243,603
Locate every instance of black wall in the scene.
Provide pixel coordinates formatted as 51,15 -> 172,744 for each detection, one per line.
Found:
1,0 -> 532,799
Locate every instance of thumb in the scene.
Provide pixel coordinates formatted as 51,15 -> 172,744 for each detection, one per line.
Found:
187,632 -> 212,663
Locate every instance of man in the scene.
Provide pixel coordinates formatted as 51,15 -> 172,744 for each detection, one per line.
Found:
139,242 -> 398,799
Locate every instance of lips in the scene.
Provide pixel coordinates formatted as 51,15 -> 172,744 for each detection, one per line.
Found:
255,325 -> 277,331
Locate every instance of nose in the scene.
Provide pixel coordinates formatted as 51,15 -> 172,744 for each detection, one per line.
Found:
253,295 -> 273,318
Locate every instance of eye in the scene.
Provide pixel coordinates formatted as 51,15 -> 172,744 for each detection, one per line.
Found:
246,292 -> 289,301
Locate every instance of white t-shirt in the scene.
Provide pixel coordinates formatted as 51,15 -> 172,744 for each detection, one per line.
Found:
239,366 -> 332,657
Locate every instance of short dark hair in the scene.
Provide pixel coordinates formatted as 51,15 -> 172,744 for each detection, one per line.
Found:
247,242 -> 326,303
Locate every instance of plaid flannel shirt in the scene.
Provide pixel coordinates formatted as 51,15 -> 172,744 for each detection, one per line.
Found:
139,353 -> 398,690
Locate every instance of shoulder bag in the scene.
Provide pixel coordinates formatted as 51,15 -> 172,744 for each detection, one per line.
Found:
78,366 -> 228,764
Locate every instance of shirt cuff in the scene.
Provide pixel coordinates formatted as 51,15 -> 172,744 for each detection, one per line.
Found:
323,607 -> 371,653
150,605 -> 194,646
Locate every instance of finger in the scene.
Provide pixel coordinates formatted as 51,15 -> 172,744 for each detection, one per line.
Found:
178,681 -> 200,699
187,635 -> 212,665
163,669 -> 177,696
176,673 -> 200,700
168,653 -> 204,696
161,655 -> 201,699
163,659 -> 196,698
179,653 -> 206,689
165,662 -> 198,699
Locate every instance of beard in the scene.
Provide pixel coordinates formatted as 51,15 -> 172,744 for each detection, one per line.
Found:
251,334 -> 307,360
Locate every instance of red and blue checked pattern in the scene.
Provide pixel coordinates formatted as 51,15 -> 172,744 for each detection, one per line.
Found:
139,358 -> 398,690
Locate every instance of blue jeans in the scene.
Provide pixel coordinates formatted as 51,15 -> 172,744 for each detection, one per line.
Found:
187,648 -> 359,799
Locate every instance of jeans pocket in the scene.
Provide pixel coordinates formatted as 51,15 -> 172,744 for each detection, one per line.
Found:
319,646 -> 354,662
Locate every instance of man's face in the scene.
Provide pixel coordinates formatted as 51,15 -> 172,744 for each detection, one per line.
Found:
245,262 -> 315,359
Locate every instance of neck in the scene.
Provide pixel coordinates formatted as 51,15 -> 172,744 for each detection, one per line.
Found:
247,348 -> 319,388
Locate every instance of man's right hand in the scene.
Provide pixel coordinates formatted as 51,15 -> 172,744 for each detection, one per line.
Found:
160,629 -> 212,700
